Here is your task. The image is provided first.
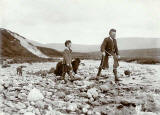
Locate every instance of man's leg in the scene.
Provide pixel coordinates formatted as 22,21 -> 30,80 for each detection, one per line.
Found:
113,68 -> 119,82
97,55 -> 109,76
103,55 -> 109,69
112,53 -> 120,82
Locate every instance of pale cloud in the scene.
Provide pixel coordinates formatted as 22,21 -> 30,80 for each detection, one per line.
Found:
0,0 -> 160,44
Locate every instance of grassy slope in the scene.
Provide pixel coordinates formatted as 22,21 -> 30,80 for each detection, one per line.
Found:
1,29 -> 38,58
37,46 -> 62,57
119,48 -> 160,58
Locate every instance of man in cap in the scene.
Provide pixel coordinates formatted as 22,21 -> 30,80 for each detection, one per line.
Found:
97,29 -> 121,82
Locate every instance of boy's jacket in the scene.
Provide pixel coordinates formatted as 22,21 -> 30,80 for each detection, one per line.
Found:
63,48 -> 72,66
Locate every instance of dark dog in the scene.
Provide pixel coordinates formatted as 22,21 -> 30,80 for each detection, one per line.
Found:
71,58 -> 81,74
16,65 -> 26,76
54,58 -> 81,76
54,61 -> 64,76
17,66 -> 23,76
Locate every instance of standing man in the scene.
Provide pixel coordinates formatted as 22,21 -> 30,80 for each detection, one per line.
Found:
97,29 -> 120,82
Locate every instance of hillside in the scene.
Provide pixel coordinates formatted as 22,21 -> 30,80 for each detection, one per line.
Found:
119,48 -> 160,58
37,46 -> 62,57
0,28 -> 62,60
1,29 -> 39,58
117,37 -> 160,50
43,43 -> 100,52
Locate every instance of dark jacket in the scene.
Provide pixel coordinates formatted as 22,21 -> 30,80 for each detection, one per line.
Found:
101,37 -> 119,56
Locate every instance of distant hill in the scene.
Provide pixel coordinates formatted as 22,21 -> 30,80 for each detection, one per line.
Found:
71,48 -> 160,60
37,38 -> 160,52
119,48 -> 160,58
37,46 -> 62,57
0,28 -> 62,59
42,43 -> 100,52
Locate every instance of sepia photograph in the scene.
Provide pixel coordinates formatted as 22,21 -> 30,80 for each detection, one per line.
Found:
0,0 -> 160,115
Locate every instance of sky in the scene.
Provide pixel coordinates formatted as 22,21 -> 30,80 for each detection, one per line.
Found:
0,0 -> 160,45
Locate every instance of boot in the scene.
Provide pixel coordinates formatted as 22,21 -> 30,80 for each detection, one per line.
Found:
115,75 -> 120,82
113,69 -> 120,82
57,72 -> 65,80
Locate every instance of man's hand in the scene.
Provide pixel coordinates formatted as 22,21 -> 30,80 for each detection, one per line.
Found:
102,52 -> 105,56
117,55 -> 120,59
69,64 -> 73,69
67,64 -> 72,70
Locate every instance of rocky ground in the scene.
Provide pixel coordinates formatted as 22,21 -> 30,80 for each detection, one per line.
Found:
0,59 -> 160,115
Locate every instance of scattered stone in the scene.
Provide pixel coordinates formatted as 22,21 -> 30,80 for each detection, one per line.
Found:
124,70 -> 131,76
46,109 -> 62,115
35,100 -> 45,109
79,92 -> 88,98
35,108 -> 40,115
18,109 -> 27,114
27,88 -> 44,101
87,88 -> 98,99
15,102 -> 26,109
66,103 -> 78,112
74,74 -> 82,80
18,93 -> 27,100
120,100 -> 136,107
46,91 -> 52,96
24,112 -> 35,115
87,110 -> 93,115
0,85 -> 4,92
100,84 -> 110,92
56,91 -> 65,99
82,107 -> 88,113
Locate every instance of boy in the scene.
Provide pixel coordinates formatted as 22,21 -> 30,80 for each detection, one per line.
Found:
59,40 -> 74,82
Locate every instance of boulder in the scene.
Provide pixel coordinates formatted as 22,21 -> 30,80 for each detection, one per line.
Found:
66,103 -> 78,112
15,102 -> 26,109
24,112 -> 35,115
100,85 -> 110,92
27,88 -> 44,101
124,70 -> 131,76
87,88 -> 98,99
0,85 -> 4,92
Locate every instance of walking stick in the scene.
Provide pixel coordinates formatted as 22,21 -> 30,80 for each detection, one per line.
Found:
97,54 -> 105,77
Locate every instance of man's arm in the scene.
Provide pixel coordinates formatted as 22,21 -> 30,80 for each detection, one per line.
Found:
114,39 -> 120,56
101,38 -> 107,55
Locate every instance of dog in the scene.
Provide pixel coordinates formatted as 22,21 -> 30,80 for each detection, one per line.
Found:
16,66 -> 23,76
71,58 -> 81,74
16,65 -> 26,76
54,58 -> 81,76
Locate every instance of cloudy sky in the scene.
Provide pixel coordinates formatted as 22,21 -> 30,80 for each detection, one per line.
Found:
0,0 -> 160,45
